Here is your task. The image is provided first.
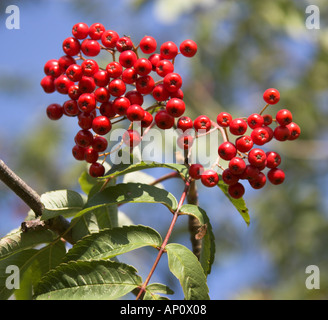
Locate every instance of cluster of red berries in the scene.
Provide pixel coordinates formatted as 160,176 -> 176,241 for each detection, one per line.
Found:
188,88 -> 301,199
40,22 -> 197,177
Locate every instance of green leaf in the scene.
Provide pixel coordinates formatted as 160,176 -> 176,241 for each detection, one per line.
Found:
143,283 -> 174,300
74,183 -> 178,219
166,243 -> 210,300
41,190 -> 87,220
33,260 -> 142,300
102,161 -> 188,180
64,225 -> 162,262
179,204 -> 215,276
218,180 -> 250,226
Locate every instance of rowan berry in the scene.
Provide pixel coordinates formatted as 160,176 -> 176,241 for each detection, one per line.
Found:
108,79 -> 126,97
276,109 -> 293,126
155,111 -> 175,129
229,157 -> 246,175
177,116 -> 193,132
74,129 -> 94,147
217,112 -> 232,128
263,114 -> 273,126
101,30 -> 119,48
163,73 -> 182,93
94,87 -> 110,103
116,36 -> 133,52
218,142 -> 237,161
228,182 -> 245,199
126,105 -> 145,122
58,55 -> 76,70
78,76 -> 96,93
119,50 -> 138,68
189,164 -> 204,180
249,172 -> 266,189
177,134 -> 194,150
81,59 -> 99,76
113,97 -> 131,116
92,136 -> 108,152
54,75 -> 74,94
139,36 -> 157,54
78,93 -> 96,113
92,116 -> 112,135
93,70 -> 110,87
62,37 -> 81,56
84,147 -> 99,163
136,75 -> 155,95
180,39 -> 198,58
248,148 -> 266,168
267,168 -> 285,185
160,41 -> 178,60
229,118 -> 248,135
194,115 -> 211,132
122,129 -> 142,148
273,125 -> 290,141
88,23 -> 105,40
235,135 -> 253,153
247,113 -> 264,129
122,68 -> 138,84
46,103 -> 63,120
286,122 -> 301,140
166,98 -> 185,117
134,58 -> 152,76
251,127 -> 270,146
152,84 -> 170,102
40,76 -> 55,93
266,151 -> 281,169
81,39 -> 101,57
72,145 -> 86,161
63,99 -> 79,116
156,60 -> 174,78
141,111 -> 153,128
125,90 -> 144,106
222,169 -> 240,185
263,88 -> 280,105
106,61 -> 123,78
99,101 -> 116,118
201,170 -> 219,188
66,64 -> 83,82
89,162 -> 105,177
72,22 -> 89,40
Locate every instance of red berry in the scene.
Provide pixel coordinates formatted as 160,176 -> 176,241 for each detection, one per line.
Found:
40,76 -> 55,93
148,53 -> 162,71
88,23 -> 105,40
92,116 -> 112,135
101,30 -> 119,48
218,142 -> 237,161
74,129 -> 94,147
92,136 -> 108,152
134,58 -> 152,76
141,111 -> 153,128
93,70 -> 110,87
240,165 -> 260,181
179,39 -> 197,58
46,103 -> 63,120
267,168 -> 285,185
266,151 -> 281,169
166,98 -> 185,117
229,157 -> 246,175
126,104 -> 145,122
217,112 -> 232,128
44,59 -> 59,76
136,75 -> 155,95
108,79 -> 126,97
122,68 -> 138,84
201,170 -> 219,188
170,88 -> 184,100
54,75 -> 74,94
78,93 -> 96,113
156,60 -> 174,78
66,64 -> 83,82
286,122 -> 301,140
235,135 -> 253,153
152,84 -> 170,102
229,118 -> 248,135
62,37 -> 81,56
63,99 -> 79,116
68,84 -> 81,100
194,115 -> 211,132
249,172 -> 266,189
89,162 -> 105,177
116,36 -> 133,52
78,112 -> 95,130
247,113 -> 264,129
228,182 -> 245,199
78,76 -> 96,93
99,101 -> 116,118
222,169 -> 240,186
155,111 -> 175,129
119,50 -> 138,68
81,59 -> 99,76
94,87 -> 110,103
139,36 -> 157,54
122,129 -> 141,148
84,148 -> 99,163
113,97 -> 131,116
248,148 -> 267,168
81,39 -> 101,57
263,88 -> 280,105
72,145 -> 86,161
160,41 -> 178,60
189,164 -> 204,180
106,61 -> 123,78
177,134 -> 194,150
72,22 -> 89,40
163,73 -> 182,93
263,114 -> 273,126
177,116 -> 193,132
276,109 -> 293,126
125,90 -> 144,106
58,55 -> 76,71
251,127 -> 270,146
273,125 -> 290,141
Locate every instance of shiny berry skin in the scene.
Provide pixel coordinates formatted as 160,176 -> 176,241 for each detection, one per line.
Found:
136,75 -> 155,95
229,118 -> 248,135
101,30 -> 119,48
247,113 -> 264,129
156,60 -> 174,78
116,36 -> 133,52
92,116 -> 112,135
58,55 -> 76,70
89,162 -> 105,177
263,88 -> 280,105
177,116 -> 193,132
148,53 -> 162,71
240,165 -> 260,181
286,122 -> 301,140
263,114 -> 273,126
78,76 -> 96,93
160,41 -> 178,60
62,37 -> 81,56
40,76 -> 55,93
177,134 -> 194,150
54,75 -> 74,94
248,148 -> 267,168
72,145 -> 86,161
251,127 -> 270,146
123,129 -> 141,147
163,73 -> 182,93
218,142 -> 237,161
249,172 -> 266,189
88,23 -> 105,40
66,64 -> 83,82
125,90 -> 144,106
92,136 -> 108,152
68,84 -> 81,100
93,70 -> 110,87
72,22 -> 89,39
180,39 -> 198,58
189,164 -> 204,180
63,99 -> 79,116
99,101 -> 116,118
78,112 -> 95,130
126,105 -> 145,122
141,111 -> 153,128
81,59 -> 99,76
166,98 -> 185,117
228,182 -> 245,199
139,36 -> 157,54
235,135 -> 253,153
122,68 -> 138,84
94,87 -> 110,103
155,111 -> 175,129
78,93 -> 96,113
106,61 -> 123,78
276,109 -> 293,126
119,50 -> 138,68
44,59 -> 59,76
84,148 -> 99,163
81,39 -> 101,57
152,84 -> 170,102
46,103 -> 63,120
113,97 -> 131,115
170,88 -> 184,100
273,125 -> 290,141
108,79 -> 126,97
267,168 -> 285,185
201,170 -> 219,188
134,58 -> 152,76
217,112 -> 232,127
74,129 -> 93,147
222,169 -> 240,186
266,151 -> 281,169
229,157 -> 246,175
194,115 -> 211,132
